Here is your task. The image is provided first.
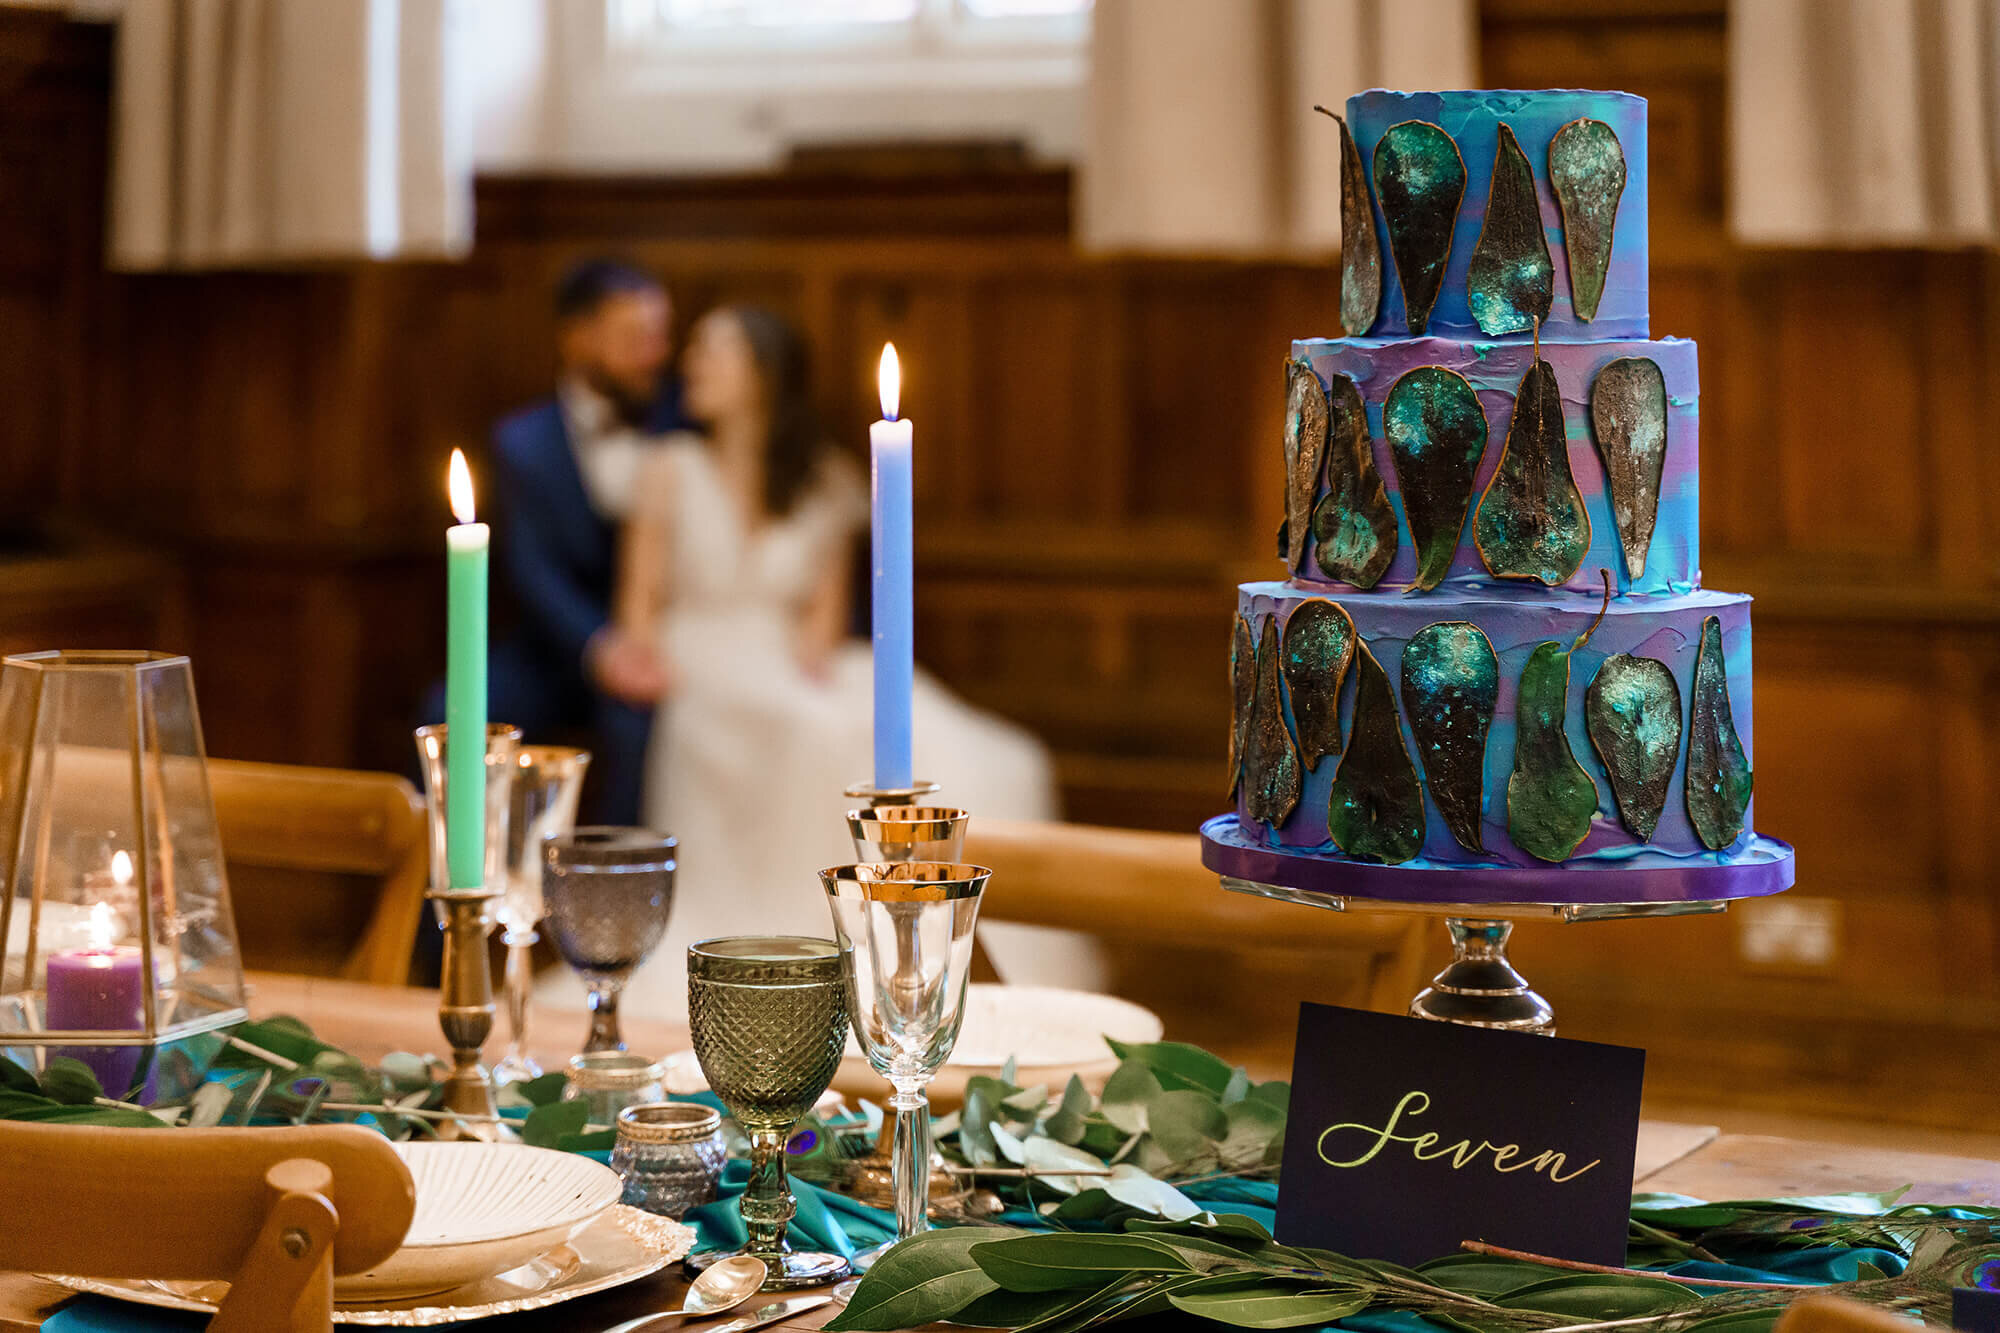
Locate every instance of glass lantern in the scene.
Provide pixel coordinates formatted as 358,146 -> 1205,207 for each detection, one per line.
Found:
0,652 -> 248,1100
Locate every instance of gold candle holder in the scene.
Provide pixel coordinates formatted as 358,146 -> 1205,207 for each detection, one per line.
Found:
842,780 -> 941,810
430,885 -> 506,1139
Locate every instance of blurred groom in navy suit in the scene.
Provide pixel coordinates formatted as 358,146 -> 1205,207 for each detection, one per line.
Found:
487,259 -> 686,825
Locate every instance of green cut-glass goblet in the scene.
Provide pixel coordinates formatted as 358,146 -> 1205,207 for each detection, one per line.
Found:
685,936 -> 852,1291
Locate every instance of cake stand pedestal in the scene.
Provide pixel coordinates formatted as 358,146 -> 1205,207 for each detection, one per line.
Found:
1201,814 -> 1796,1036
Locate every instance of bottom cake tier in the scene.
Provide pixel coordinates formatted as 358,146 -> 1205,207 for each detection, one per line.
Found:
1228,580 -> 1776,878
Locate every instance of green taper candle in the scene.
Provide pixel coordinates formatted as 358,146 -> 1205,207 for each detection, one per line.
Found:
445,448 -> 489,889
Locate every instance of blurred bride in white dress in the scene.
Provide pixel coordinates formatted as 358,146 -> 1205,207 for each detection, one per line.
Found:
593,306 -> 1058,1021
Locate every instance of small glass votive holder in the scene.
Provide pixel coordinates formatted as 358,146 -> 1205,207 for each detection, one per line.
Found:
845,807 -> 969,863
561,1051 -> 666,1126
612,1101 -> 727,1220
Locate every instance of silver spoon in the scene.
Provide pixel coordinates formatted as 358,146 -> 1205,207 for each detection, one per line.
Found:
602,1255 -> 768,1332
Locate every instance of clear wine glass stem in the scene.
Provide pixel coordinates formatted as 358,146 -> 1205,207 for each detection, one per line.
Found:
741,1125 -> 797,1264
500,929 -> 537,1068
890,1080 -> 932,1241
584,982 -> 624,1053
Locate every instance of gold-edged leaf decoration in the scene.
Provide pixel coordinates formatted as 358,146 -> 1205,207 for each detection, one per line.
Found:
1686,615 -> 1753,850
1228,614 -> 1256,797
1549,117 -> 1627,323
1372,120 -> 1466,336
1283,359 -> 1329,575
1282,598 -> 1356,771
1584,652 -> 1682,841
1317,107 -> 1382,337
1589,356 -> 1669,580
1326,641 -> 1426,865
1244,616 -> 1302,829
1474,355 -> 1591,587
1309,372 -> 1397,588
1383,365 -> 1488,592
1506,574 -> 1609,863
1466,122 -> 1554,337
1400,621 -> 1499,854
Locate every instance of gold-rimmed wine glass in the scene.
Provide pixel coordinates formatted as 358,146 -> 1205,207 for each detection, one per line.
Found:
820,863 -> 989,1263
685,936 -> 852,1292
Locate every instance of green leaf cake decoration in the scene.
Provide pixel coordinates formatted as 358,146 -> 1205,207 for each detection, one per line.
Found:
1228,615 -> 1255,795
1282,359 -> 1329,575
1372,120 -> 1465,336
1686,614 -> 1753,849
1309,372 -> 1397,588
1244,617 -> 1301,829
1548,117 -> 1627,323
1327,641 -> 1426,865
1507,572 -> 1609,863
1281,599 -> 1356,771
1466,123 -> 1554,337
1383,366 -> 1487,592
1400,621 -> 1498,853
1589,356 -> 1669,579
1317,106 -> 1381,337
1475,343 -> 1592,586
1585,653 -> 1682,840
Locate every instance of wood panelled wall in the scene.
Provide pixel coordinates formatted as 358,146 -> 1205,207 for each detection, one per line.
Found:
3,2 -> 1996,1124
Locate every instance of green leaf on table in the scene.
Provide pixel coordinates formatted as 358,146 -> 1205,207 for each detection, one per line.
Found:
40,1057 -> 104,1106
1000,1055 -> 1018,1086
1678,1311 -> 1783,1333
1497,1273 -> 1699,1317
960,1085 -> 1001,1165
972,1232 -> 1197,1292
556,1127 -> 617,1154
1415,1253 -> 1575,1297
1115,1271 -> 1270,1321
1003,1084 -> 1050,1115
0,1090 -> 161,1127
1169,1282 -> 1369,1328
1078,1113 -> 1128,1159
824,1226 -> 1018,1331
522,1097 -> 589,1149
1099,1165 -> 1202,1221
0,1055 -> 39,1094
1105,1038 -> 1236,1096
1149,1088 -> 1229,1162
1098,1060 -> 1160,1136
378,1051 -> 434,1094
1220,1093 -> 1287,1168
1127,1211 -> 1276,1247
1042,1074 -> 1093,1146
991,1120 -> 1028,1165
1021,1134 -> 1107,1196
949,1285 -> 1109,1330
220,1015 -> 340,1068
1221,1066 -> 1252,1106
1249,1079 -> 1290,1110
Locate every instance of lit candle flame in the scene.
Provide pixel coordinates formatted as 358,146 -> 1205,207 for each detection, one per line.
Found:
448,448 -> 476,524
877,343 -> 901,422
111,850 -> 133,885
88,900 -> 115,951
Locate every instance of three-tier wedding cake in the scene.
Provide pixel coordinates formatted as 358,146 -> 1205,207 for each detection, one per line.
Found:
1202,89 -> 1793,907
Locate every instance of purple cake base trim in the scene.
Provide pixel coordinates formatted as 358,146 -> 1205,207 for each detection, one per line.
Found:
1199,814 -> 1795,906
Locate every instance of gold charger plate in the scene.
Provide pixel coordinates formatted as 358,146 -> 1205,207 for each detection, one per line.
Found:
47,1205 -> 695,1327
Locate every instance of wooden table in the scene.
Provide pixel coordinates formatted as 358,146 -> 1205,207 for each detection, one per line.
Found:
3,972 -> 1997,1330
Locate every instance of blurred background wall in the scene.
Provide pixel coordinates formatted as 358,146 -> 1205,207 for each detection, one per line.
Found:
0,0 -> 1995,1130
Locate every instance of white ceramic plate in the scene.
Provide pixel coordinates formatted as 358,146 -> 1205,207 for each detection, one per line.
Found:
834,984 -> 1164,1109
48,1204 -> 693,1326
340,1142 -> 623,1299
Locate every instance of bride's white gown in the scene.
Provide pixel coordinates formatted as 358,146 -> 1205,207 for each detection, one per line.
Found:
593,437 -> 1060,1023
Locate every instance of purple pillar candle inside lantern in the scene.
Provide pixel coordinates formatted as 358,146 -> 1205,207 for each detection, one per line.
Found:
46,897 -> 146,1096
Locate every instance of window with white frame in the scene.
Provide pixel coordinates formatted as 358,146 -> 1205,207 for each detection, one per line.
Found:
608,0 -> 1093,61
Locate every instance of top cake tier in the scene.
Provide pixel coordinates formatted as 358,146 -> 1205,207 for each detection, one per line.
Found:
1344,89 -> 1649,340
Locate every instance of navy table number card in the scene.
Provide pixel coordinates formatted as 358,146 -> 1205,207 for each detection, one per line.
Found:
1276,1003 -> 1647,1267
1957,1287 -> 2000,1333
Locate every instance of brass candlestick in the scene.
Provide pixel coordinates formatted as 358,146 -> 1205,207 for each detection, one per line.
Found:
431,885 -> 506,1139
843,780 -> 940,810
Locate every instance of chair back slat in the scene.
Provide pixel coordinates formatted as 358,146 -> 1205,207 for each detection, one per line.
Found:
0,1122 -> 414,1279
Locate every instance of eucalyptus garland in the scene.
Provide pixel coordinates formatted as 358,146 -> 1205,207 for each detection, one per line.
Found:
829,1202 -> 2000,1333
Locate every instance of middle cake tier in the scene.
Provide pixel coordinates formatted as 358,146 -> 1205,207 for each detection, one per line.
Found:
1289,333 -> 1698,597
1233,580 -> 1754,872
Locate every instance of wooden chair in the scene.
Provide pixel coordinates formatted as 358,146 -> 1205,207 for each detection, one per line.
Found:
0,1122 -> 415,1332
962,819 -> 1435,1071
208,759 -> 430,986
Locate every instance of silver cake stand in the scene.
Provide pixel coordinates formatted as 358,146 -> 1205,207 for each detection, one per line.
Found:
1201,814 -> 1796,1035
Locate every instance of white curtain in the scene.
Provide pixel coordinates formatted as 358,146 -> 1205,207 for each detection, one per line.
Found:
1729,0 -> 2000,246
109,0 -> 472,270
1080,0 -> 1478,256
